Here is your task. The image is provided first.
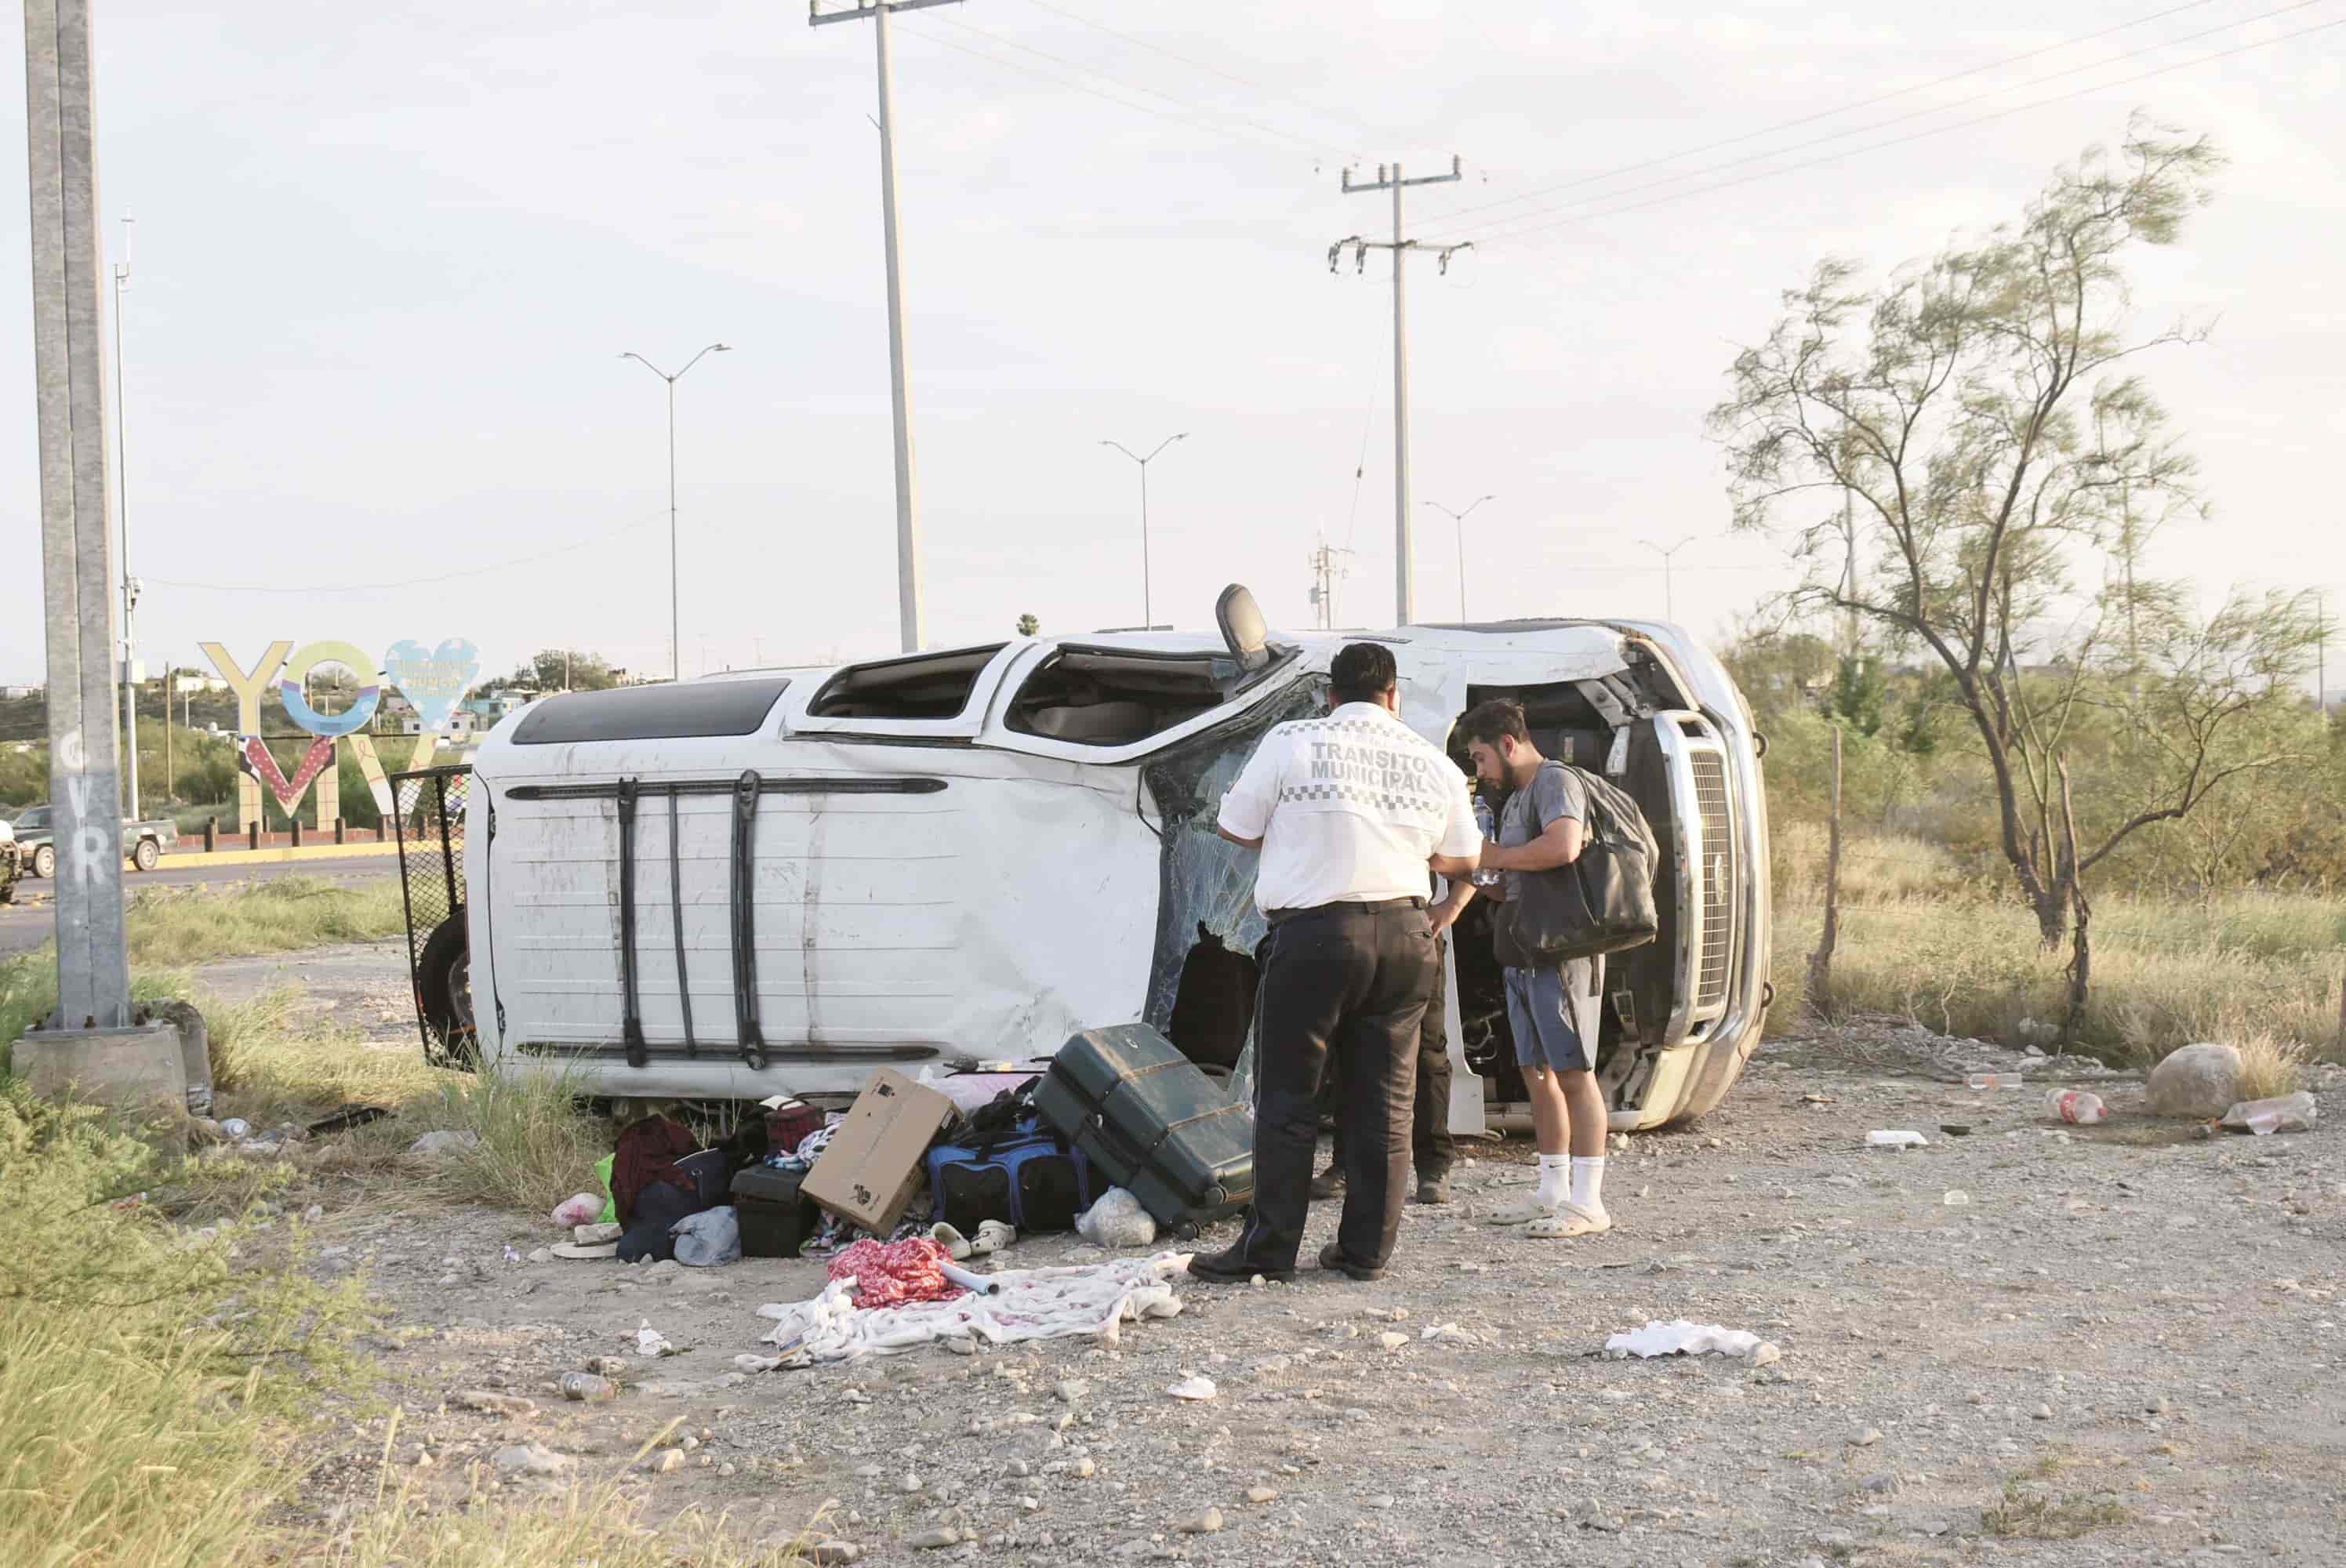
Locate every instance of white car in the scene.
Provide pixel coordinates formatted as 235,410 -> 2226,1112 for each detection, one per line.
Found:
438,587 -> 1771,1132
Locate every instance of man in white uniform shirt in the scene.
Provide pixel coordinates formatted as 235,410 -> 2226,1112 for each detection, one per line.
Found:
1189,644 -> 1482,1284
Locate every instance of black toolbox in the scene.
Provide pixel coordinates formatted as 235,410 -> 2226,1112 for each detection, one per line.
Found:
731,1163 -> 818,1259
1034,1023 -> 1253,1236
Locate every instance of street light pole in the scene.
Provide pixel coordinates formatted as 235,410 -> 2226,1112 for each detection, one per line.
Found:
1422,495 -> 1493,619
1100,434 -> 1187,629
1643,535 -> 1699,623
620,343 -> 731,683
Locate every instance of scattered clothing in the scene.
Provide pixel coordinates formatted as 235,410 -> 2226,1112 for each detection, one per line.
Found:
612,1115 -> 699,1227
827,1236 -> 961,1308
750,1252 -> 1186,1366
673,1205 -> 742,1267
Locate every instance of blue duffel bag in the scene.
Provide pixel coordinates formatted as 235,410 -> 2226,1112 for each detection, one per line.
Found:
924,1116 -> 1100,1235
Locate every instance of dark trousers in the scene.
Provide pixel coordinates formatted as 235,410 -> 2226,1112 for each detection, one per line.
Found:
1328,933 -> 1454,1178
1237,898 -> 1439,1272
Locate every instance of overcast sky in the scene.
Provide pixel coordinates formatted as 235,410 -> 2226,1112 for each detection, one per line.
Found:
0,0 -> 2338,693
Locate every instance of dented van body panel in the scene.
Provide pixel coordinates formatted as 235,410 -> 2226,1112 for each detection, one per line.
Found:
460,615 -> 1768,1129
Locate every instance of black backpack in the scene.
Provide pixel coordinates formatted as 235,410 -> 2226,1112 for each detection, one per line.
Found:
1502,760 -> 1661,964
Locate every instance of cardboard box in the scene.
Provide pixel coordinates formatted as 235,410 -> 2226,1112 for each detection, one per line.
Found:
802,1068 -> 955,1232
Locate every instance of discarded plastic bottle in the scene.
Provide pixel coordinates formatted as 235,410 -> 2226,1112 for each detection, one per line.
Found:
2224,1091 -> 2317,1136
1966,1073 -> 2025,1090
560,1372 -> 618,1403
2045,1088 -> 2108,1125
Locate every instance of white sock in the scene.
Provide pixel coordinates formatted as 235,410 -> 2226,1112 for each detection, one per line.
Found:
1535,1153 -> 1570,1206
1570,1156 -> 1606,1213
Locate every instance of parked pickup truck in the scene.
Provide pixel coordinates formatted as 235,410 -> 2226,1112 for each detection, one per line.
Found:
6,804 -> 180,877
401,583 -> 1773,1134
0,819 -> 21,904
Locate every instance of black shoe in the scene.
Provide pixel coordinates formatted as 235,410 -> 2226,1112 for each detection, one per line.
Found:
1186,1245 -> 1296,1285
1317,1243 -> 1387,1283
1308,1165 -> 1346,1202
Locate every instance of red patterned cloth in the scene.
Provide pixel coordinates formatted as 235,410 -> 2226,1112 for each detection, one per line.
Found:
827,1237 -> 963,1308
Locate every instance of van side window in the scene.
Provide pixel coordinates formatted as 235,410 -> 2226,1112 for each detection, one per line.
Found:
1004,647 -> 1263,748
805,644 -> 1007,721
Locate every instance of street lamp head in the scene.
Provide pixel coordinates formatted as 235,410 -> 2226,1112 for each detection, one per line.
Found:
711,343 -> 733,353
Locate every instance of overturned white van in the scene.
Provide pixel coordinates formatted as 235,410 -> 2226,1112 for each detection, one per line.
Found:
405,587 -> 1770,1132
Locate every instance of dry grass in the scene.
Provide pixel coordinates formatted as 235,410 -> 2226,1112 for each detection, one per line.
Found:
326,1438 -> 812,1567
0,1074 -> 786,1566
2230,1034 -> 2311,1101
1982,1483 -> 2130,1540
1774,843 -> 2346,1064
123,876 -> 409,968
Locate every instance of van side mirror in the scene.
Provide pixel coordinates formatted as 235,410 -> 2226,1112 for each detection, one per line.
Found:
1215,584 -> 1271,673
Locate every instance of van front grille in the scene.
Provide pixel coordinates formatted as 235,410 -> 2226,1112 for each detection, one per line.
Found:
1691,752 -> 1734,1011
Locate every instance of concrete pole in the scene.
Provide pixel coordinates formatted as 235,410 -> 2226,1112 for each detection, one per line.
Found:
1391,167 -> 1413,627
112,215 -> 135,816
24,0 -> 133,1027
874,1 -> 925,653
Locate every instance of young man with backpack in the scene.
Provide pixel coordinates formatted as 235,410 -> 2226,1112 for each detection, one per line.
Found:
1457,699 -> 1614,1239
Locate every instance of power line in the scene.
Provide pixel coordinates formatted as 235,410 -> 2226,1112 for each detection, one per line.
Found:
1454,13 -> 2343,251
900,14 -> 1337,159
1422,0 -> 2231,231
1014,0 -> 1367,157
143,508 -> 673,595
1435,0 -> 2329,245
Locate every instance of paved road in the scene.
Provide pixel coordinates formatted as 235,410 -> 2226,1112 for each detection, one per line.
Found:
0,856 -> 401,958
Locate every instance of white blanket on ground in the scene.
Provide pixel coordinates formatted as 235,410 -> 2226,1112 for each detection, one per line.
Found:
743,1251 -> 1188,1367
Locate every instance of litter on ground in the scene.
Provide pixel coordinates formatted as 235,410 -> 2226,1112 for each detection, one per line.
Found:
1603,1319 -> 1777,1361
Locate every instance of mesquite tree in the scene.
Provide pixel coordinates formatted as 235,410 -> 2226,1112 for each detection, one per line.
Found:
1709,122 -> 2321,1025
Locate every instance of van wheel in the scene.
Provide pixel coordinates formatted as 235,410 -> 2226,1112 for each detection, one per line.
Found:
132,838 -> 160,872
31,844 -> 54,879
416,913 -> 479,1070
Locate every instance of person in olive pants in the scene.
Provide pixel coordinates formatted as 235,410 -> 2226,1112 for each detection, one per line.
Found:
1318,932 -> 1455,1204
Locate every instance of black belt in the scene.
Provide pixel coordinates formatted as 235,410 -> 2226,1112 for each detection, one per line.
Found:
1263,895 -> 1427,927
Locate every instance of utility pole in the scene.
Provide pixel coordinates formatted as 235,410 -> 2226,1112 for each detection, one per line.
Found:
1331,155 -> 1468,626
112,212 -> 136,817
1307,536 -> 1353,630
26,0 -> 133,1028
1644,535 -> 1698,623
812,0 -> 960,653
619,343 -> 730,684
1422,495 -> 1493,619
1099,433 -> 1186,629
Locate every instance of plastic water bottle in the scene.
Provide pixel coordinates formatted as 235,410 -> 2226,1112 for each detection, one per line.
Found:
1966,1073 -> 2025,1090
1471,797 -> 1502,887
2225,1091 -> 2316,1136
2045,1088 -> 2108,1125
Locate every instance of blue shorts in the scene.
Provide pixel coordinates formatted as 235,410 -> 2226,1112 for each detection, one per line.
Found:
1504,957 -> 1604,1075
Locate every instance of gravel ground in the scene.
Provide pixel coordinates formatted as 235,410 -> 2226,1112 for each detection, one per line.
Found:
287,1024 -> 2346,1567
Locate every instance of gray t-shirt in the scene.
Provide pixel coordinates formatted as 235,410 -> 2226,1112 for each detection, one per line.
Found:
1497,761 -> 1588,909
1501,765 -> 1595,971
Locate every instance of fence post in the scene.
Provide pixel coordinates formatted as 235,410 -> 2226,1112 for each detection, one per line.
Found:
290,818 -> 303,849
202,818 -> 216,853
1806,723 -> 1844,1020
248,820 -> 260,851
334,819 -> 346,846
